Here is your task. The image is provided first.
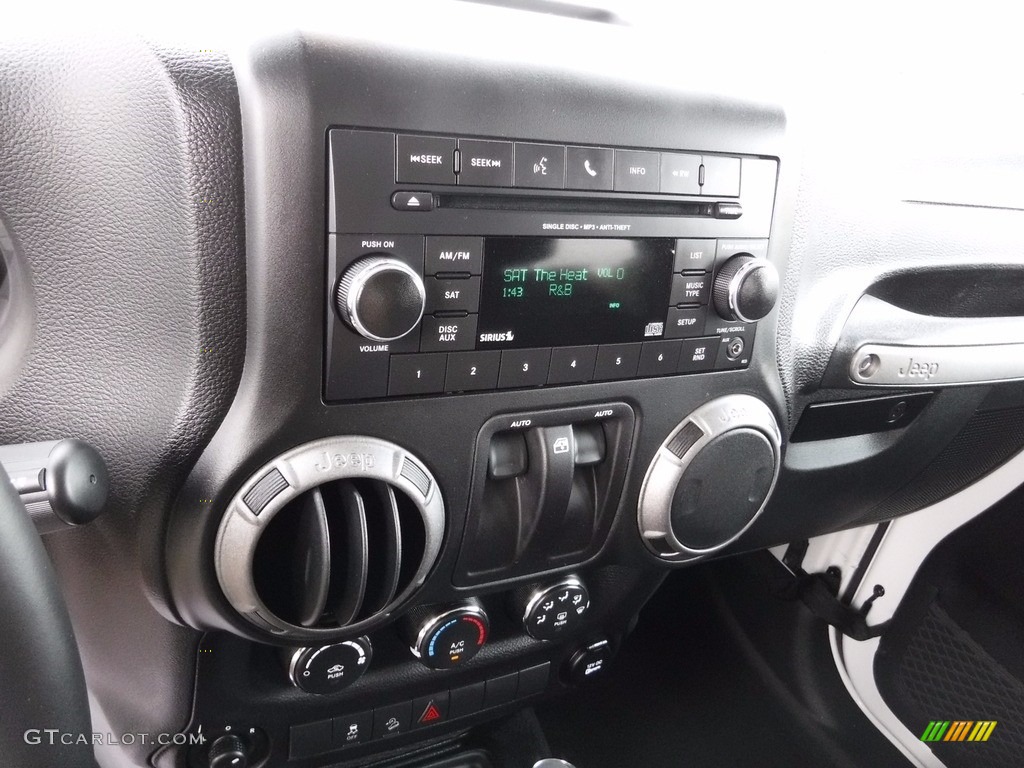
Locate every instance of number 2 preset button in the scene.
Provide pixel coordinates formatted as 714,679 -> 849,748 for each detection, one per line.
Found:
498,348 -> 551,388
389,354 -> 447,396
445,351 -> 500,391
547,345 -> 598,384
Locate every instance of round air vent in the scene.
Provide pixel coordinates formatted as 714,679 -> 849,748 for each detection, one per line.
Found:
638,394 -> 782,562
215,437 -> 444,641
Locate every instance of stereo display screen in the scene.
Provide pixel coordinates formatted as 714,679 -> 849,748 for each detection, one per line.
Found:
477,237 -> 673,349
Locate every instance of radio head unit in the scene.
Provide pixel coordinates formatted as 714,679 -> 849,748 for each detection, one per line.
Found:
325,129 -> 779,402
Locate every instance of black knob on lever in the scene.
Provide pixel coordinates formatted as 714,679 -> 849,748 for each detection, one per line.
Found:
207,734 -> 249,768
0,438 -> 109,533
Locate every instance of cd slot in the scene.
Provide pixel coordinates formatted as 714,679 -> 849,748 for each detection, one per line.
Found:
437,192 -> 712,217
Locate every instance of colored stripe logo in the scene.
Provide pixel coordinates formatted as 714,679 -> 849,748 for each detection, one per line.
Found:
921,721 -> 997,742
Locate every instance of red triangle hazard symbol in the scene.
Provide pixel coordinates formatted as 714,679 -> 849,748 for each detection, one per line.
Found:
419,703 -> 442,723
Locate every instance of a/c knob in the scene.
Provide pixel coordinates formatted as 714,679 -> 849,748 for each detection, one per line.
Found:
335,256 -> 425,342
712,254 -> 779,323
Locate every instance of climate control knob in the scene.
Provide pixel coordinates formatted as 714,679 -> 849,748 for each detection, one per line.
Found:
712,254 -> 779,323
335,256 -> 425,341
406,602 -> 490,670
517,577 -> 591,641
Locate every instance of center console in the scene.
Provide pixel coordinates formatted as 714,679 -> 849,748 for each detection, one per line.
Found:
161,28 -> 788,768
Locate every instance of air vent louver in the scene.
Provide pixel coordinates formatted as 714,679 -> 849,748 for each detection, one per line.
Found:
216,437 -> 445,641
252,478 -> 425,630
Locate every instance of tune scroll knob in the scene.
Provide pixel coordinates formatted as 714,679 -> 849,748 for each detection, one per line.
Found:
405,602 -> 490,670
712,254 -> 779,323
335,256 -> 425,342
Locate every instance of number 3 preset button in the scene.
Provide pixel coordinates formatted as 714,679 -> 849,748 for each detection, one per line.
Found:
498,348 -> 551,388
445,351 -> 500,391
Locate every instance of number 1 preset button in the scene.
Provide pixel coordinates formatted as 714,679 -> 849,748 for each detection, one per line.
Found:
547,345 -> 598,384
389,354 -> 448,396
445,351 -> 500,391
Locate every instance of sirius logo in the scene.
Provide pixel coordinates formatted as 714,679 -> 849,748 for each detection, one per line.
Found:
479,330 -> 515,343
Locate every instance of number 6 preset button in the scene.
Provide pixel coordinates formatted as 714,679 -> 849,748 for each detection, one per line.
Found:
497,348 -> 551,388
445,351 -> 500,391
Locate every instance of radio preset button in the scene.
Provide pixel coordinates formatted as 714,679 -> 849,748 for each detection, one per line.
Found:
498,348 -> 551,388
670,273 -> 711,306
661,152 -> 702,195
514,142 -> 566,189
677,336 -> 719,373
665,307 -> 709,339
674,239 -> 716,272
397,135 -> 456,185
458,139 -> 514,187
445,350 -> 500,392
638,340 -> 682,377
566,146 -> 614,191
421,315 -> 478,353
425,236 -> 483,275
547,345 -> 598,384
389,354 -> 448,396
594,343 -> 641,380
613,149 -> 660,193
425,276 -> 481,314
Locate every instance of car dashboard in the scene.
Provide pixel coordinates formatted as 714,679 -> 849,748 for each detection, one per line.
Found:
1,4 -> 1023,768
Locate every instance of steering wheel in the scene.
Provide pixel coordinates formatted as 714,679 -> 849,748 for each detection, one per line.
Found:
0,469 -> 97,767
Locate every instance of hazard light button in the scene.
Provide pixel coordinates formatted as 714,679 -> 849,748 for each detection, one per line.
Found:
412,691 -> 450,728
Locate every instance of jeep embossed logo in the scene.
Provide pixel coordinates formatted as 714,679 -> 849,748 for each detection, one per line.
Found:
898,358 -> 939,380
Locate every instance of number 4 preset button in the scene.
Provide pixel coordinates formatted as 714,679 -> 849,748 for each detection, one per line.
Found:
547,345 -> 598,384
389,354 -> 447,396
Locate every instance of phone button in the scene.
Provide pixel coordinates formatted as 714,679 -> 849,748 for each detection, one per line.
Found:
566,146 -> 613,190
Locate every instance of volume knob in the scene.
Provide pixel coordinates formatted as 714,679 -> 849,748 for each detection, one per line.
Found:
712,254 -> 779,323
335,256 -> 425,342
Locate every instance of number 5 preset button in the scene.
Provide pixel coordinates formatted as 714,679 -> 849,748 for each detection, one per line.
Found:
445,351 -> 500,391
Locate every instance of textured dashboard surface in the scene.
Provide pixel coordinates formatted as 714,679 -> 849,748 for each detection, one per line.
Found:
0,36 -> 246,764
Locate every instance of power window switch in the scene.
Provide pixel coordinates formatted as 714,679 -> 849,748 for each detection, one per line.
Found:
573,423 -> 606,466
489,432 -> 529,479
